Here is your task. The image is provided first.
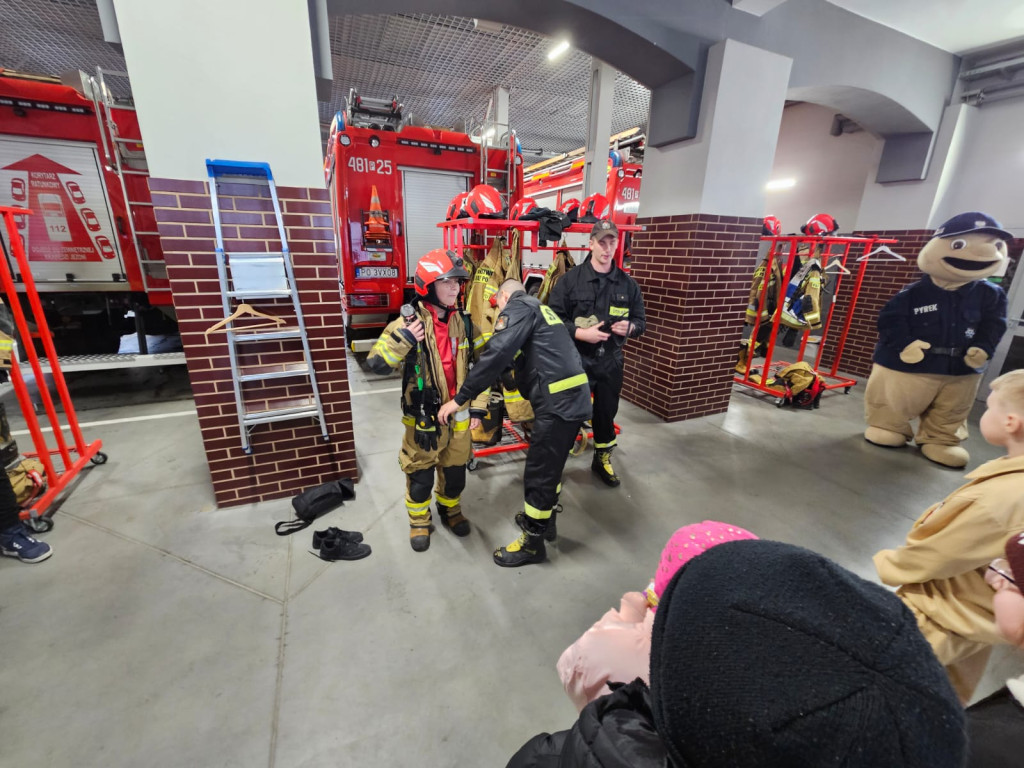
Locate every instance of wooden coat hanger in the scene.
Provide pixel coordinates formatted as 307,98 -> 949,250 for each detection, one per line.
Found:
204,303 -> 285,340
857,244 -> 907,262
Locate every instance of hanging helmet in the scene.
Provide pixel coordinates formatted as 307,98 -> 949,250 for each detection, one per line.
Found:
580,193 -> 611,223
464,184 -> 504,218
446,192 -> 470,221
414,249 -> 470,296
763,215 -> 782,237
560,198 -> 581,222
509,197 -> 538,219
801,213 -> 838,236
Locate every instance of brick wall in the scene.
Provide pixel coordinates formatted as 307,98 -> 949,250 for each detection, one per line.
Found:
150,178 -> 356,507
623,214 -> 762,421
819,231 -> 1024,379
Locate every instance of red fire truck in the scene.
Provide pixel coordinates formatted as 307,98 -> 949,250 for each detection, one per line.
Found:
0,69 -> 171,353
324,92 -> 523,350
521,148 -> 642,290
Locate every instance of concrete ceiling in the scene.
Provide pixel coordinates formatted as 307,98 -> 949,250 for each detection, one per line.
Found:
826,0 -> 1024,54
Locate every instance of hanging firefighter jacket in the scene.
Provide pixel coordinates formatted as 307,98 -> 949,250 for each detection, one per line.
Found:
779,257 -> 824,331
465,232 -> 535,426
537,242 -> 576,306
745,240 -> 786,326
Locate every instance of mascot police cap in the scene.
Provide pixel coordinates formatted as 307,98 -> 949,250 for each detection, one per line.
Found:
933,212 -> 1012,242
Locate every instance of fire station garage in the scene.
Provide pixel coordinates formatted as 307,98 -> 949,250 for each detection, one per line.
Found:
2,1 -> 1024,765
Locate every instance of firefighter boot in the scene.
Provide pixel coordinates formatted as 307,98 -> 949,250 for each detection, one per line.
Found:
407,498 -> 433,552
592,448 -> 620,487
436,495 -> 470,537
494,515 -> 546,567
515,502 -> 560,542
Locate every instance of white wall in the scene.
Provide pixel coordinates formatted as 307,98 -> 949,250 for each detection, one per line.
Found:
639,39 -> 791,218
855,103 -> 971,232
766,102 -> 881,234
931,99 -> 1024,237
113,0 -> 325,188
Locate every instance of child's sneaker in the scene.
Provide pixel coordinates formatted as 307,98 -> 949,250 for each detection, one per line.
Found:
0,523 -> 52,563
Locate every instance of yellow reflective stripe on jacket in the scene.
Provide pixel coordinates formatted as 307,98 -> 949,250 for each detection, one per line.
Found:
548,372 -> 588,394
503,389 -> 524,403
609,306 -> 629,317
401,414 -> 415,426
372,338 -> 403,366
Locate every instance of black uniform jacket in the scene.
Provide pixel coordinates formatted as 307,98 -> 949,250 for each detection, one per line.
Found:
548,255 -> 646,376
505,679 -> 668,768
873,275 -> 1007,375
454,291 -> 591,422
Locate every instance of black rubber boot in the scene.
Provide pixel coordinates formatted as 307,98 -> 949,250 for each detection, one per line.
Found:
592,449 -> 620,487
437,502 -> 470,537
515,502 -> 560,543
494,517 -> 546,567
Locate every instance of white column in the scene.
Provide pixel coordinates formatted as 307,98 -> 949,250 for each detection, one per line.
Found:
112,0 -> 324,188
582,60 -> 615,199
638,39 -> 792,218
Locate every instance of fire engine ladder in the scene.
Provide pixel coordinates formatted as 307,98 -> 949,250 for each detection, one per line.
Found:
205,159 -> 329,454
90,67 -> 166,351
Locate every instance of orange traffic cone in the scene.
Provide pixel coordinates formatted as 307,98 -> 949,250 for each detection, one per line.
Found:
365,185 -> 388,236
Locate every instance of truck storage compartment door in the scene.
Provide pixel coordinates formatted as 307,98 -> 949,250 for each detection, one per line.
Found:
0,135 -> 127,285
400,168 -> 469,279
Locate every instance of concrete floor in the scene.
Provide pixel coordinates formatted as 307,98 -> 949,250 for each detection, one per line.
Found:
1,357 -> 1021,767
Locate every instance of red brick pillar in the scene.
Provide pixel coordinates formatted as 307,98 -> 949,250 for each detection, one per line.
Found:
622,214 -> 762,421
150,178 -> 357,507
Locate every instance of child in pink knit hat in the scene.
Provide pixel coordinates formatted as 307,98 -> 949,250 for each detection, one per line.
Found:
556,521 -> 757,711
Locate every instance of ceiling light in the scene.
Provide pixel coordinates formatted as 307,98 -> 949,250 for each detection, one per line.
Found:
473,19 -> 504,34
765,178 -> 795,191
547,40 -> 570,61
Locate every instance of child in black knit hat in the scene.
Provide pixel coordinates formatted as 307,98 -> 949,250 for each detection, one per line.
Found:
506,540 -> 966,768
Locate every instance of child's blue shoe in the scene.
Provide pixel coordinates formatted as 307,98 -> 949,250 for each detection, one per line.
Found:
0,523 -> 52,563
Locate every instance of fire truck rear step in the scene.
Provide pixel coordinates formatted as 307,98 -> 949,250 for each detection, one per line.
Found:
207,159 -> 329,454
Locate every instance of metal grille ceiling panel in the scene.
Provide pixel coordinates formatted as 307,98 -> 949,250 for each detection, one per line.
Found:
1,2 -> 650,156
327,14 -> 650,156
0,0 -> 132,99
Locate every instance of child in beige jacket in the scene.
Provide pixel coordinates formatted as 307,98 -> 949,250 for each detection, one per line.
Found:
874,369 -> 1024,702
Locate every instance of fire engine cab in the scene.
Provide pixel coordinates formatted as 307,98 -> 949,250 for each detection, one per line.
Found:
325,90 -> 523,350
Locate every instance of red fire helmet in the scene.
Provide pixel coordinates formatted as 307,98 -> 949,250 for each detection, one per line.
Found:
509,197 -> 538,219
763,215 -> 782,236
464,184 -> 504,218
801,213 -> 838,236
580,193 -> 611,223
414,249 -> 470,296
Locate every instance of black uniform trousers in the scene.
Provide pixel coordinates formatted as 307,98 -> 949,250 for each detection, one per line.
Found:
966,686 -> 1024,767
523,414 -> 582,519
589,363 -> 623,448
0,470 -> 22,530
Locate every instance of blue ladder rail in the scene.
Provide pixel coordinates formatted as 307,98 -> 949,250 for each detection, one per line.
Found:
205,159 -> 273,180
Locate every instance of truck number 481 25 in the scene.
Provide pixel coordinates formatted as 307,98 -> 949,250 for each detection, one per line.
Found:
348,157 -> 393,175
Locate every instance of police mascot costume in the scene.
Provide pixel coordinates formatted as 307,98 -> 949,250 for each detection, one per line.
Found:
864,213 -> 1010,467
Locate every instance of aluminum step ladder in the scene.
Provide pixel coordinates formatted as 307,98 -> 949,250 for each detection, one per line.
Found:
206,159 -> 329,453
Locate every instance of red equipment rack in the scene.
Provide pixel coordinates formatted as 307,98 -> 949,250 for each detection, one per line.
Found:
0,206 -> 106,530
735,233 -> 900,402
439,217 -> 639,463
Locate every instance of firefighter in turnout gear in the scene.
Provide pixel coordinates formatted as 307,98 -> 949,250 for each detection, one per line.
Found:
438,279 -> 591,567
549,220 -> 646,487
366,249 -> 485,552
